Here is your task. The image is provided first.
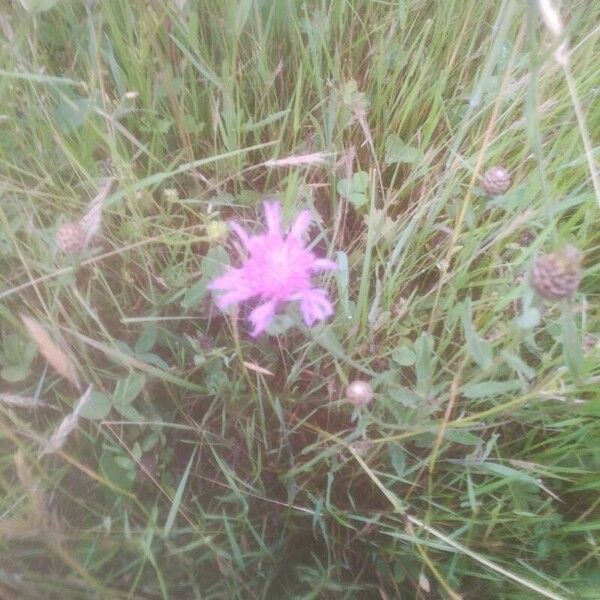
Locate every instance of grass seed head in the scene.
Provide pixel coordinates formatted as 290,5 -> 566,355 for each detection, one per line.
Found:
56,221 -> 86,254
346,380 -> 374,407
530,245 -> 582,300
483,166 -> 512,196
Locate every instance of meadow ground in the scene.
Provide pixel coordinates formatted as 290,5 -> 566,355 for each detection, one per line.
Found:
1,1 -> 599,598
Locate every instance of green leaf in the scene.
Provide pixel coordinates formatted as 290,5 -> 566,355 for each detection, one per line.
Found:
560,305 -> 583,381
17,0 -> 59,12
181,279 -> 209,309
351,171 -> 370,191
112,373 -> 146,407
201,246 -> 230,280
516,307 -> 540,329
414,332 -> 433,391
164,449 -> 197,537
461,299 -> 493,369
388,386 -> 420,408
502,350 -> 535,380
336,171 -> 370,208
100,451 -> 134,492
1,364 -> 31,382
134,325 -> 158,354
388,445 -> 406,477
79,391 -> 111,420
114,403 -> 143,421
391,345 -> 416,366
462,380 -> 521,399
443,429 -> 483,445
384,134 -> 423,165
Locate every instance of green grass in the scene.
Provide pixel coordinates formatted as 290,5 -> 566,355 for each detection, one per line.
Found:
1,0 -> 599,598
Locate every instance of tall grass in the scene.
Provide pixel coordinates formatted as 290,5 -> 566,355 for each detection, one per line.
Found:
1,0 -> 599,597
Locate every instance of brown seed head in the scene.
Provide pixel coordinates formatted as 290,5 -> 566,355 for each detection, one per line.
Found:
346,380 -> 374,407
482,166 -> 511,196
530,245 -> 582,300
56,222 -> 86,254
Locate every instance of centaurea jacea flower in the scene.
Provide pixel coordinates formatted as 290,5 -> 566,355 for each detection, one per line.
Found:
208,201 -> 336,336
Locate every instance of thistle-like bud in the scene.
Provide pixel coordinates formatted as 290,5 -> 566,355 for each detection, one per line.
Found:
346,380 -> 374,407
206,220 -> 228,242
531,245 -> 582,300
56,222 -> 86,255
482,166 -> 511,196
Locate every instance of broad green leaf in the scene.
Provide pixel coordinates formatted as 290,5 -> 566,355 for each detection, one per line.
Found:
516,307 -> 540,329
481,462 -> 539,485
79,391 -> 111,420
351,171 -> 370,191
112,373 -> 146,407
388,445 -> 406,477
560,306 -> 583,381
384,134 -> 423,165
1,364 -> 31,382
114,403 -> 144,421
201,246 -> 230,280
443,429 -> 482,445
100,451 -> 134,492
388,386 -> 420,408
462,380 -> 521,399
181,279 -> 209,309
336,179 -> 367,208
502,350 -> 535,380
414,332 -> 433,391
461,299 -> 493,369
337,171 -> 370,208
134,325 -> 158,354
391,345 -> 416,366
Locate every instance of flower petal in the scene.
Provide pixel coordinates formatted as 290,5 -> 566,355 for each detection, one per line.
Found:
208,269 -> 254,308
289,209 -> 312,239
229,222 -> 251,249
263,201 -> 281,236
248,300 -> 277,336
295,288 -> 334,326
214,286 -> 254,309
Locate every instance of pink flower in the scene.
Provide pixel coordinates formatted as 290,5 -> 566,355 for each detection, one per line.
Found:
208,201 -> 337,336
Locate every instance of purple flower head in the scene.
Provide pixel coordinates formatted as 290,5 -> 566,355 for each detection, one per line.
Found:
208,201 -> 337,336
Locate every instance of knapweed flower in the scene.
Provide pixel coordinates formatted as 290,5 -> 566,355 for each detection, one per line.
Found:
208,201 -> 336,336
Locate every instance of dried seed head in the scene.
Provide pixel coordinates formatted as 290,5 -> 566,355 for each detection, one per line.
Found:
346,380 -> 374,407
530,245 -> 582,300
56,222 -> 86,254
482,166 -> 511,196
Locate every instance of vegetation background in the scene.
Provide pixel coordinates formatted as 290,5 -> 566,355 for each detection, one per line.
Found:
0,0 -> 599,598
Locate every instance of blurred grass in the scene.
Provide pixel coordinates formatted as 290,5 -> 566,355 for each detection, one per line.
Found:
1,0 -> 599,598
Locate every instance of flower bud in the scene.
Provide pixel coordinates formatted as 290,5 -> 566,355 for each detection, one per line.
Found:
56,222 -> 86,254
531,245 -> 582,300
482,166 -> 511,196
346,380 -> 374,407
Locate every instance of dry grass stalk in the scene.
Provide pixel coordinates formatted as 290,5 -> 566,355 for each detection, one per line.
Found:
0,394 -> 44,408
20,314 -> 81,390
537,0 -> 567,65
39,385 -> 92,457
14,450 -> 45,522
264,152 -> 331,168
80,177 -> 114,245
